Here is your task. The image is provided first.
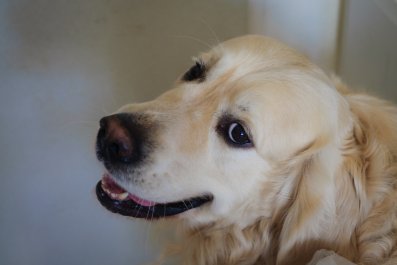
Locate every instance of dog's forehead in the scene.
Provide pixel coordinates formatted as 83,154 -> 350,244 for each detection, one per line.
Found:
208,35 -> 312,73
176,36 -> 313,113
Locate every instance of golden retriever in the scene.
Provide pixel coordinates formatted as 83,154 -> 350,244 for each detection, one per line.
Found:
95,35 -> 397,265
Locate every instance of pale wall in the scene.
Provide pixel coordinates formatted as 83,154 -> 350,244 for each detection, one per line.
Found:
0,1 -> 247,265
248,0 -> 397,101
248,0 -> 341,72
338,0 -> 397,101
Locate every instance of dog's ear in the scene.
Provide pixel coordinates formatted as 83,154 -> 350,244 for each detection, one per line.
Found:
255,76 -> 352,164
272,106 -> 353,264
273,146 -> 337,264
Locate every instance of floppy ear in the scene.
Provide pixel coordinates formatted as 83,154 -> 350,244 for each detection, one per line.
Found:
266,88 -> 352,263
271,147 -> 337,264
251,74 -> 352,164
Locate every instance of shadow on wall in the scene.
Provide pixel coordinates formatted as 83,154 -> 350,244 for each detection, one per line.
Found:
9,0 -> 247,106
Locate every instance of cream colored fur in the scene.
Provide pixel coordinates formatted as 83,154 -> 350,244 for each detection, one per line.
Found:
116,35 -> 397,265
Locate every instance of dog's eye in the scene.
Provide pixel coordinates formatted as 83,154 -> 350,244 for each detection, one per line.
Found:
217,120 -> 253,148
228,123 -> 251,146
182,61 -> 206,82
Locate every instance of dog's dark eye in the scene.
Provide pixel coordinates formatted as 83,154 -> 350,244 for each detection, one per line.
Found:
228,123 -> 251,146
182,61 -> 206,82
217,120 -> 253,148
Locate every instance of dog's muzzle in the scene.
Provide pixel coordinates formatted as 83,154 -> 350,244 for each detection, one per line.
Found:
94,113 -> 213,219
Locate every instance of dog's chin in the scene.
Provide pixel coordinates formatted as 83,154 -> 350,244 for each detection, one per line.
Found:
95,174 -> 213,219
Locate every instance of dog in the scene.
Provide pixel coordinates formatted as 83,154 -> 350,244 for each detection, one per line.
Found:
95,35 -> 397,265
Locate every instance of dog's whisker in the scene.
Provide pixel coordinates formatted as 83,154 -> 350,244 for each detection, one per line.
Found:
181,200 -> 190,212
172,35 -> 214,50
135,204 -> 143,218
142,205 -> 155,255
198,18 -> 224,52
100,106 -> 111,116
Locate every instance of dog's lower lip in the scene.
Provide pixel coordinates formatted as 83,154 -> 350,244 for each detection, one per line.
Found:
95,176 -> 213,219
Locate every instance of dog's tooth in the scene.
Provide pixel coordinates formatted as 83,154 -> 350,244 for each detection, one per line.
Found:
108,191 -> 129,201
109,192 -> 119,200
101,182 -> 109,191
118,192 -> 128,200
103,186 -> 111,194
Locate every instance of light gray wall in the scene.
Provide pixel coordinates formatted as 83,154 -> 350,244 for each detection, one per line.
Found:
248,0 -> 397,101
248,0 -> 341,72
338,0 -> 397,101
0,1 -> 247,265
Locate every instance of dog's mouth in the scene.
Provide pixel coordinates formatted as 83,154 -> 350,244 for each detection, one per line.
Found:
96,174 -> 213,219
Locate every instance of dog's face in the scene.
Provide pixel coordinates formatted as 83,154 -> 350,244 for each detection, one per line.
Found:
96,35 -> 348,227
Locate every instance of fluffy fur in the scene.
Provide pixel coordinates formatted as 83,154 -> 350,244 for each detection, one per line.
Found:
111,35 -> 397,264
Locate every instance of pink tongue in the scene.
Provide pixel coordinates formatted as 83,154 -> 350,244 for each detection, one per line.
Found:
128,194 -> 157,207
102,174 -> 156,207
102,175 -> 126,194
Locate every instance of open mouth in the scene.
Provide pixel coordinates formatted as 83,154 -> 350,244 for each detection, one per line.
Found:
96,174 -> 213,219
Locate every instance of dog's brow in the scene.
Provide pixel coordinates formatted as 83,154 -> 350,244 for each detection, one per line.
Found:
238,105 -> 249,112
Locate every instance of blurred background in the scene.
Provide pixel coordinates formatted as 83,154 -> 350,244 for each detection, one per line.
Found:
0,0 -> 396,264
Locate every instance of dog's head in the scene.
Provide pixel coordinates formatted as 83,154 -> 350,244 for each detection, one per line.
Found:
95,35 -> 350,227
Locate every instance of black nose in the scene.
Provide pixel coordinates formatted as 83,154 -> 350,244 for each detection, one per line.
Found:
96,115 -> 135,165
